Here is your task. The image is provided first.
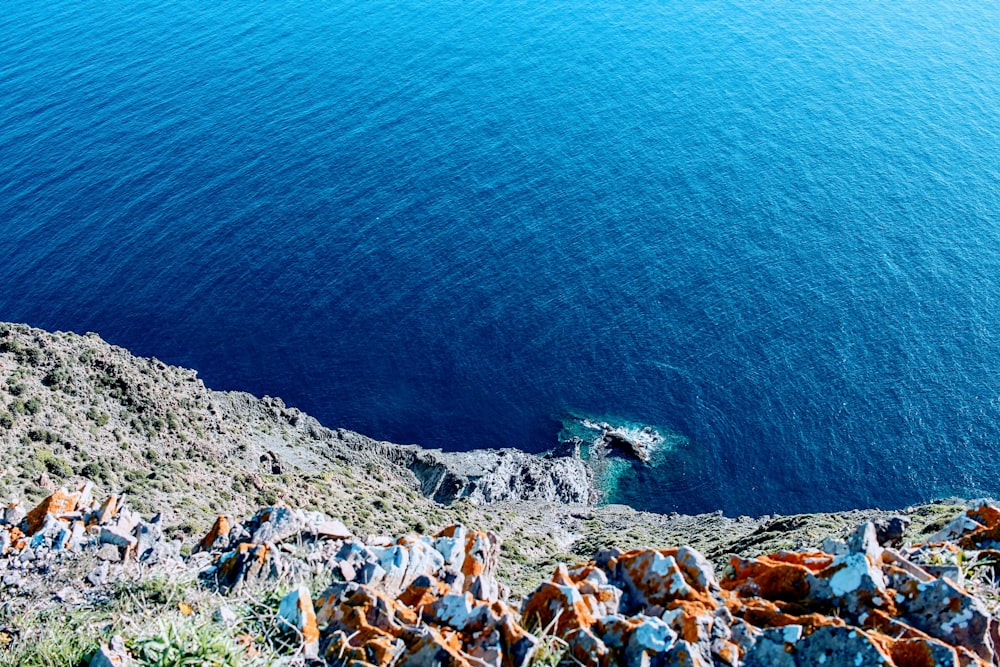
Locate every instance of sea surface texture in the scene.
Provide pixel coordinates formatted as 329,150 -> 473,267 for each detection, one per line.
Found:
2,0 -> 1000,516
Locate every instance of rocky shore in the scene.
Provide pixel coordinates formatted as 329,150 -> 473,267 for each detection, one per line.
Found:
1,321 -> 995,665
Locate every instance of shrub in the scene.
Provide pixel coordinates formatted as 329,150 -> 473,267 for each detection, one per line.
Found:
32,447 -> 73,477
0,339 -> 24,356
42,365 -> 70,389
21,347 -> 43,366
0,412 -> 13,429
86,407 -> 110,426
80,462 -> 106,480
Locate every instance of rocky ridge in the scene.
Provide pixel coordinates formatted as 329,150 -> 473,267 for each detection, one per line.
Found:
2,485 -> 999,666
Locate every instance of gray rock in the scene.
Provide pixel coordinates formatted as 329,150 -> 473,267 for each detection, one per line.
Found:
378,443 -> 593,505
926,514 -> 983,544
97,543 -> 121,562
741,626 -> 799,667
565,627 -> 608,667
54,585 -> 81,603
86,561 -> 110,586
873,515 -> 910,546
820,537 -> 848,556
250,507 -> 303,544
674,545 -> 718,592
99,526 -> 137,549
662,639 -> 713,667
3,503 -> 26,527
624,616 -> 677,667
134,520 -> 163,561
89,638 -> 131,667
846,522 -> 882,561
213,605 -> 238,624
897,577 -> 995,663
793,625 -> 892,666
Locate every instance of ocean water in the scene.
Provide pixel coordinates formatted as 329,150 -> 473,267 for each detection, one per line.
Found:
2,0 -> 1000,516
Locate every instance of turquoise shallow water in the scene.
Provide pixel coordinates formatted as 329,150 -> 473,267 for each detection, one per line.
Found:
2,0 -> 1000,515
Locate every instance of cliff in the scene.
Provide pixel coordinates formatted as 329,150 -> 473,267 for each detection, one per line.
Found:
0,322 -> 990,666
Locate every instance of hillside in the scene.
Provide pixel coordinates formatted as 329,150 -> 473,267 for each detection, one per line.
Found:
3,322 -> 992,666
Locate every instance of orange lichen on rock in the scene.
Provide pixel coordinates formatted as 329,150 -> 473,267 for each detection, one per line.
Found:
520,578 -> 595,635
764,549 -> 835,572
24,488 -> 79,535
398,575 -> 449,609
723,555 -> 813,601
92,495 -> 118,526
664,600 -> 714,643
890,637 -> 962,667
730,596 -> 843,631
196,515 -> 230,553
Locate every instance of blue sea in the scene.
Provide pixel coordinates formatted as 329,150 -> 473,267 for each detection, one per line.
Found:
2,0 -> 1000,517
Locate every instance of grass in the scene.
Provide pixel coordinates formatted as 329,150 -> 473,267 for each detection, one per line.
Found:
0,570 -> 308,667
131,618 -> 252,667
525,612 -> 569,667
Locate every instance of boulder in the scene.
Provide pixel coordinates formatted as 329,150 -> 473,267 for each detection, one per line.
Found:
277,585 -> 320,659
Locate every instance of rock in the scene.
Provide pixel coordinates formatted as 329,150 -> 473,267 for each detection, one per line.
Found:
820,537 -> 848,556
92,496 -> 118,526
741,626 -> 800,667
97,543 -> 121,562
673,546 -> 719,593
889,637 -> 960,667
926,514 -> 985,544
99,526 -> 137,549
873,515 -> 911,546
793,625 -> 893,666
624,616 -> 677,667
210,542 -> 286,590
277,585 -> 320,659
806,549 -> 887,618
613,549 -> 707,611
565,627 -> 609,667
249,507 -> 302,544
394,445 -> 592,505
396,626 -> 472,667
310,518 -> 351,540
85,561 -> 110,586
134,519 -> 163,561
603,430 -> 652,463
3,502 -> 26,528
89,641 -> 131,667
24,489 -> 80,535
846,522 -> 884,561
213,605 -> 238,625
54,586 -> 82,603
662,639 -> 713,667
196,515 -> 231,553
521,577 -> 595,635
895,576 -> 995,663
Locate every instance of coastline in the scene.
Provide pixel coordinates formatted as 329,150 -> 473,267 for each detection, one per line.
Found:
4,321 -> 996,666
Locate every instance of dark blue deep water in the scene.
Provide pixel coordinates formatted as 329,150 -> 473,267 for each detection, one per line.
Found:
3,0 -> 1000,516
